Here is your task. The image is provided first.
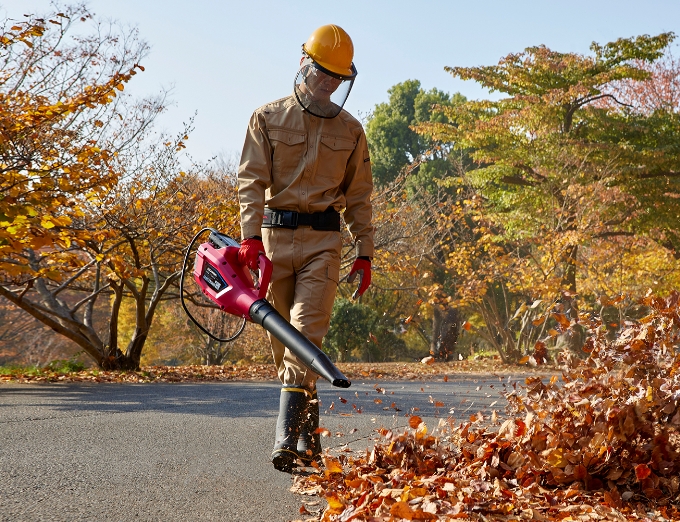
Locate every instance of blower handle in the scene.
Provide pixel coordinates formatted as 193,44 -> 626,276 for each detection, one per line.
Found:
255,253 -> 273,299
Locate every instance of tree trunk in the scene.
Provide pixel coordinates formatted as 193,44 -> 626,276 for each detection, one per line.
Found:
473,292 -> 522,363
0,284 -> 106,366
430,306 -> 459,361
562,244 -> 578,295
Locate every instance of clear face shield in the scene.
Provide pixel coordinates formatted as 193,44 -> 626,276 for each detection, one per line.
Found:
293,57 -> 356,118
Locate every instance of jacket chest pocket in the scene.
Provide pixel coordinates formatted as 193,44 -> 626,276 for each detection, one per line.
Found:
318,135 -> 356,183
268,129 -> 306,182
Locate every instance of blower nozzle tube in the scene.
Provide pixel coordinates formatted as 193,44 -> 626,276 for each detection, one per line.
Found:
249,299 -> 351,388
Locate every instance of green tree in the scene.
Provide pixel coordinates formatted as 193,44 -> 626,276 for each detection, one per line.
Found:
324,298 -> 407,362
365,80 -> 465,191
365,81 -> 470,360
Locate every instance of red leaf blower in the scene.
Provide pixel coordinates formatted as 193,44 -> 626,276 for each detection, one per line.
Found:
180,228 -> 351,388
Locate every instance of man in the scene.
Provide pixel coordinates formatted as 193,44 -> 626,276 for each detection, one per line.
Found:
237,24 -> 374,473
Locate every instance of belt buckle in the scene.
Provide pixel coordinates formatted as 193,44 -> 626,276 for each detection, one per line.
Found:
263,209 -> 277,227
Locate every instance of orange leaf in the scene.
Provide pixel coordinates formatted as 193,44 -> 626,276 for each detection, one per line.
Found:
409,415 -> 423,428
635,463 -> 652,481
573,464 -> 587,480
345,478 -> 364,488
325,492 -> 345,510
552,312 -> 571,330
532,316 -> 546,326
546,448 -> 568,468
462,321 -> 472,331
421,356 -> 435,365
323,456 -> 344,474
390,501 -> 414,519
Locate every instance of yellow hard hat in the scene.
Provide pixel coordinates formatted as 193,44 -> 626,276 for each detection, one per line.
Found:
302,24 -> 356,79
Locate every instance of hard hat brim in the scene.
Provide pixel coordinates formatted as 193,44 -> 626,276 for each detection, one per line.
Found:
314,59 -> 357,80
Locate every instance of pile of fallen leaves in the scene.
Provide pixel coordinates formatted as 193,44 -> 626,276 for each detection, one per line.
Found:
293,292 -> 680,521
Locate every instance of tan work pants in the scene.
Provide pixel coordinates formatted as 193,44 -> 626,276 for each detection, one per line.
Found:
262,226 -> 341,388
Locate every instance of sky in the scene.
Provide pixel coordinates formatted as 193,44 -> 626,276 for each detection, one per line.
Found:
2,0 -> 680,163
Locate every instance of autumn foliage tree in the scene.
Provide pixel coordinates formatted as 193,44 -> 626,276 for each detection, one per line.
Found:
415,33 -> 680,361
0,7 -> 149,270
346,176 -> 464,361
363,82 -> 472,361
0,6 -> 240,370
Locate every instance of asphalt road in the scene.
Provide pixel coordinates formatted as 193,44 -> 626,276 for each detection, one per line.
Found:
0,374 -> 527,521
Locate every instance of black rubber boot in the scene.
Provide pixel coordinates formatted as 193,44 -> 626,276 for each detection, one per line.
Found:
271,387 -> 309,472
297,388 -> 321,464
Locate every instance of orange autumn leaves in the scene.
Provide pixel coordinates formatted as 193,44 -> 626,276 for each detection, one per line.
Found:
293,292 -> 680,521
0,11 -> 144,278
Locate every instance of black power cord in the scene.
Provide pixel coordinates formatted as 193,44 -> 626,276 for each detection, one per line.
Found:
179,228 -> 246,342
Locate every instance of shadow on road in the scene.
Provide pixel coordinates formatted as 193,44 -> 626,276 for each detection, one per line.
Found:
0,375 -> 525,426
0,381 -> 283,420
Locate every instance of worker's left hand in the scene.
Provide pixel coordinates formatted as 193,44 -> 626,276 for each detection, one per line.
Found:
238,237 -> 265,270
348,257 -> 371,299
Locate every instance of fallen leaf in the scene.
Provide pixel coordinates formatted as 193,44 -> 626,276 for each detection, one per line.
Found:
323,456 -> 343,474
390,501 -> 414,519
635,463 -> 652,481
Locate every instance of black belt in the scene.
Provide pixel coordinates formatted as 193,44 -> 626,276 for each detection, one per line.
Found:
262,208 -> 341,231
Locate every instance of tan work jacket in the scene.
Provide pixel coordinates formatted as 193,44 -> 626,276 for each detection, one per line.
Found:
238,95 -> 374,258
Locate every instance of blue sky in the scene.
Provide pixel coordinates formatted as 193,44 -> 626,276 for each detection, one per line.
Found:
2,1 -> 679,163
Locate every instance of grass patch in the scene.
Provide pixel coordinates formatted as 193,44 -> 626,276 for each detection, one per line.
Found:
0,364 -> 42,377
0,358 -> 87,378
44,359 -> 87,373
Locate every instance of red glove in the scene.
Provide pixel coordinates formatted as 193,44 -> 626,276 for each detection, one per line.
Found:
238,237 -> 265,270
348,257 -> 371,299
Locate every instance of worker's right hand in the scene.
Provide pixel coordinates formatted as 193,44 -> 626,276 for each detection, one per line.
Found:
238,237 -> 265,270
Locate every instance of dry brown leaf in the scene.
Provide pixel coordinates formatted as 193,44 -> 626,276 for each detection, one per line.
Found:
390,501 -> 414,519
409,415 -> 423,428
